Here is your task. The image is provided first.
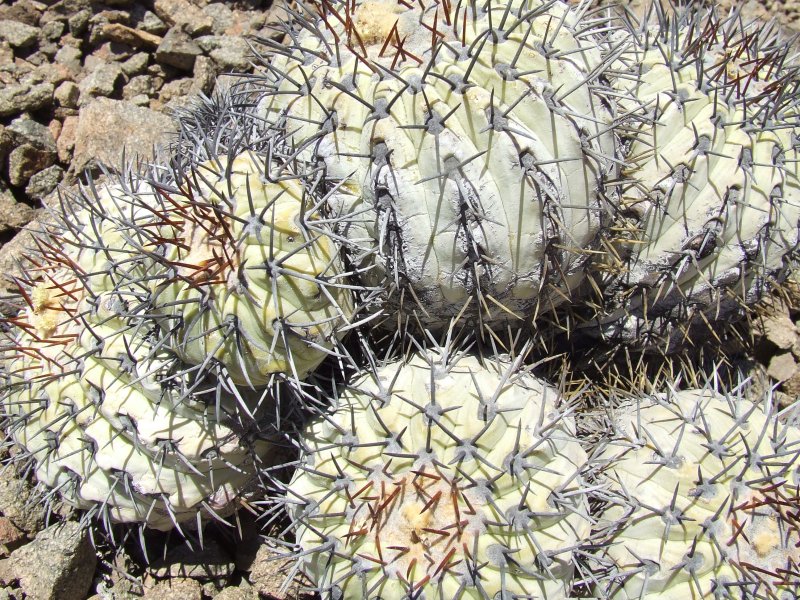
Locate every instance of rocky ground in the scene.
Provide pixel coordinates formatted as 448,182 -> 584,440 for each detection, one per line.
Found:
0,0 -> 799,599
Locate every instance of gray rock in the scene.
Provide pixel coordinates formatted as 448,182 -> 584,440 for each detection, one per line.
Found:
155,27 -> 201,71
121,52 -> 150,76
10,521 -> 96,600
0,41 -> 12,65
212,584 -> 258,600
202,3 -> 234,35
129,93 -> 150,107
249,543 -> 300,598
25,165 -> 63,200
71,98 -> 174,174
123,75 -> 156,99
0,125 -> 11,166
0,81 -> 53,116
0,468 -> 44,534
39,20 -> 64,42
67,8 -> 91,37
153,0 -> 213,36
7,117 -> 56,152
54,80 -> 79,108
8,144 -> 56,186
191,55 -> 216,96
0,20 -> 39,49
143,579 -> 202,600
0,185 -> 36,233
78,62 -> 124,101
149,538 -> 235,581
157,77 -> 193,109
201,36 -> 251,72
0,1 -> 43,27
138,10 -> 168,36
54,44 -> 81,73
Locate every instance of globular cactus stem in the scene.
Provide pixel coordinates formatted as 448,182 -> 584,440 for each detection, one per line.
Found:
281,346 -> 591,599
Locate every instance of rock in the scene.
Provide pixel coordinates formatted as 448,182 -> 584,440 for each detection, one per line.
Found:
0,42 -> 12,65
0,518 -> 26,556
53,45 -> 81,74
249,543 -> 300,598
0,1 -> 43,27
123,75 -> 157,99
157,77 -> 193,109
202,3 -> 235,35
155,27 -> 202,71
71,98 -> 173,174
67,8 -> 91,37
138,10 -> 168,36
149,538 -> 235,581
92,41 -> 136,65
8,145 -> 56,186
9,521 -> 95,600
78,62 -> 124,101
0,469 -> 45,534
196,35 -> 252,71
0,557 -> 14,585
7,117 -> 56,152
5,116 -> 57,186
128,93 -> 150,107
25,165 -> 63,200
212,583 -> 258,600
0,126 -> 10,165
0,185 -> 36,232
0,81 -> 54,117
39,20 -> 64,42
53,80 -> 79,108
57,115 -> 78,162
0,20 -> 39,49
121,52 -> 150,76
190,55 -> 216,96
144,578 -> 202,600
760,312 -> 799,350
100,23 -> 162,50
768,351 -> 798,382
33,62 -> 72,86
153,0 -> 213,36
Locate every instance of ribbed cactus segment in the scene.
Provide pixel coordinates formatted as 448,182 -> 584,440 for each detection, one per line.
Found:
256,0 -> 616,330
2,185 -> 274,531
285,349 -> 590,599
591,387 -> 800,599
6,283 -> 271,530
146,152 -> 355,386
597,7 -> 800,346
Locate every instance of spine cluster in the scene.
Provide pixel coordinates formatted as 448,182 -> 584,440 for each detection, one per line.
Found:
0,2 -> 798,599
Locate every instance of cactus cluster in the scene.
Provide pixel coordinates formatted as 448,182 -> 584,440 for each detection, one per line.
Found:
591,6 -> 800,349
0,1 -> 799,599
590,387 -> 800,599
284,349 -> 590,599
257,0 -> 617,331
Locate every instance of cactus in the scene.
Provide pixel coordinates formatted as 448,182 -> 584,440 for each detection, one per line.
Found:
589,5 -> 800,350
141,151 -> 356,386
590,386 -> 800,599
282,348 -> 590,599
254,0 -> 617,332
2,183 -> 277,531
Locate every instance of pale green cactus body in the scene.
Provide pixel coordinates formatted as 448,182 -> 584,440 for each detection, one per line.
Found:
6,304 -> 270,531
258,0 -> 616,329
593,388 -> 800,599
149,152 -> 354,386
288,350 -> 590,599
599,15 -> 800,344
